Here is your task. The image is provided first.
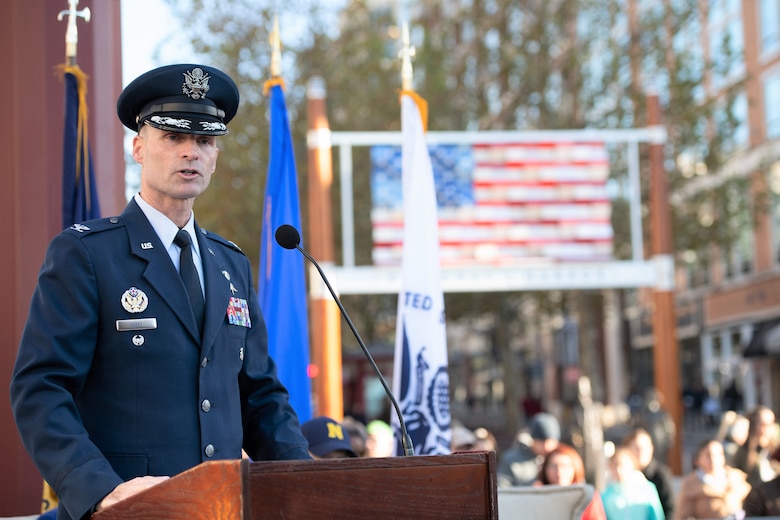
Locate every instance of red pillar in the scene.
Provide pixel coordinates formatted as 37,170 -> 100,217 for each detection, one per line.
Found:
0,1 -> 124,515
648,93 -> 683,475
306,77 -> 344,420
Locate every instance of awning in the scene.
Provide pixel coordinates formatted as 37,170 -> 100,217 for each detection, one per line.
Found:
744,318 -> 780,358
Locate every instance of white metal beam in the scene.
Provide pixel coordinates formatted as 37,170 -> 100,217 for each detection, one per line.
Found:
319,260 -> 661,295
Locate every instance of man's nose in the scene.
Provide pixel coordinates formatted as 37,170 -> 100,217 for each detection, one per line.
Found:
181,137 -> 199,159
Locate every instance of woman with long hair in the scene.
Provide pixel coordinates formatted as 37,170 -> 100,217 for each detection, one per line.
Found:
731,406 -> 778,488
538,443 -> 606,520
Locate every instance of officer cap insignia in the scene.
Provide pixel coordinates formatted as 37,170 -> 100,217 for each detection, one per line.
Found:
116,64 -> 239,136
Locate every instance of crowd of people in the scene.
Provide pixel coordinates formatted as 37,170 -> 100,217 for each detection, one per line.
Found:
448,400 -> 780,519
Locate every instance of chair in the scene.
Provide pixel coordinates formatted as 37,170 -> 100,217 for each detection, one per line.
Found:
497,483 -> 594,520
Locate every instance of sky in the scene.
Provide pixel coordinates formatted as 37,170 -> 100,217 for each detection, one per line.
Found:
120,0 -> 194,86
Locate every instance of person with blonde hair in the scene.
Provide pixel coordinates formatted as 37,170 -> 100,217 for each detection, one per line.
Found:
601,446 -> 665,520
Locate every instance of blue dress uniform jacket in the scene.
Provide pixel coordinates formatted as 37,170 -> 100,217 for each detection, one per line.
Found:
10,200 -> 310,520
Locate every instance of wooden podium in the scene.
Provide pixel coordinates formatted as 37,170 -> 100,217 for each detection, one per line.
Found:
92,451 -> 498,519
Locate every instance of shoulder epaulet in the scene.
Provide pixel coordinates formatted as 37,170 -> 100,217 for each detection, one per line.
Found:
61,216 -> 125,238
199,228 -> 245,255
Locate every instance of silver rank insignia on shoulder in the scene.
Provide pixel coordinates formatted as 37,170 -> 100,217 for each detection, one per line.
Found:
182,68 -> 210,100
121,287 -> 149,313
71,223 -> 90,233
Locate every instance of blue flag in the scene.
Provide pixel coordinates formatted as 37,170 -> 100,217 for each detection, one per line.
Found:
259,81 -> 312,422
61,65 -> 100,228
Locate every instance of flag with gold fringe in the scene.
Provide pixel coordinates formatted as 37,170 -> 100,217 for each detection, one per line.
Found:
390,91 -> 451,455
60,64 -> 100,228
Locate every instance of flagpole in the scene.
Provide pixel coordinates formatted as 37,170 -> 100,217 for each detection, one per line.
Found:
57,0 -> 91,66
399,21 -> 415,91
58,0 -> 100,228
391,21 -> 451,456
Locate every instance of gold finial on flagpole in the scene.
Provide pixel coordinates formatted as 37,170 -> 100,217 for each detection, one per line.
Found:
57,0 -> 91,66
269,15 -> 282,78
398,21 -> 415,91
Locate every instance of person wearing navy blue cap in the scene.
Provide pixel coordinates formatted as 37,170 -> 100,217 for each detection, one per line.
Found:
10,64 -> 311,520
302,417 -> 359,459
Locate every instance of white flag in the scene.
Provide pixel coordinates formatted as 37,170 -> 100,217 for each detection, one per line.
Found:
391,93 -> 451,456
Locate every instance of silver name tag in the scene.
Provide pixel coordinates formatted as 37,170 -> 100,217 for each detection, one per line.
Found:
116,318 -> 158,331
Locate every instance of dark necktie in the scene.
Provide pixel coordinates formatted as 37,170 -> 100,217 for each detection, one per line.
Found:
174,229 -> 205,336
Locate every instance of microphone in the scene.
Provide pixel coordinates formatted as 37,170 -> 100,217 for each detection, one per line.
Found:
275,224 -> 415,456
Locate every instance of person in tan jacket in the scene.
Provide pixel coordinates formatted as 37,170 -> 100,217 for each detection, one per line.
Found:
674,438 -> 751,520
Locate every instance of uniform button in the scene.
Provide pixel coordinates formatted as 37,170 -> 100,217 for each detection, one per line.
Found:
204,444 -> 215,457
201,399 -> 211,412
201,357 -> 208,368
109,217 -> 119,224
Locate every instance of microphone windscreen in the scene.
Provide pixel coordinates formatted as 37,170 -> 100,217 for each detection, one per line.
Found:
275,225 -> 301,249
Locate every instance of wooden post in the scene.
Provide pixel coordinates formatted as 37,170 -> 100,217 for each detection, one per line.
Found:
648,93 -> 683,474
306,77 -> 344,420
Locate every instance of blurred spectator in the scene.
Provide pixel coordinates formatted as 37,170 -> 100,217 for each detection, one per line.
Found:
722,380 -> 743,413
635,388 -> 676,466
622,427 -> 675,518
743,471 -> 780,517
341,415 -> 368,457
601,446 -> 665,520
732,405 -> 779,488
522,393 -> 543,420
473,427 -> 498,453
673,438 -> 750,520
365,419 -> 395,458
682,381 -> 706,430
497,412 -> 561,487
717,410 -> 750,467
702,389 -> 722,427
537,443 -> 606,520
301,416 -> 358,459
452,424 -> 477,451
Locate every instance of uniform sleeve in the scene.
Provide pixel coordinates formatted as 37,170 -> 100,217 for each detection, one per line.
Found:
235,255 -> 310,461
10,233 -> 123,519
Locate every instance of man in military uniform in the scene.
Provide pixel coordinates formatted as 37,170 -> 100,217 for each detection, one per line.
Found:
10,64 -> 310,520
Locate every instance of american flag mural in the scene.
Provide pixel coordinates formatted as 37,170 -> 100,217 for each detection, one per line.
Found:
370,142 -> 613,265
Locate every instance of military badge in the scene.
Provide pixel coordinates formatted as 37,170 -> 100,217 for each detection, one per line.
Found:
70,223 -> 90,233
182,67 -> 210,100
226,297 -> 251,328
121,287 -> 149,313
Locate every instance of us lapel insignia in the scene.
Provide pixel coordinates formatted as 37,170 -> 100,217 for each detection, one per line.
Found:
121,287 -> 149,313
